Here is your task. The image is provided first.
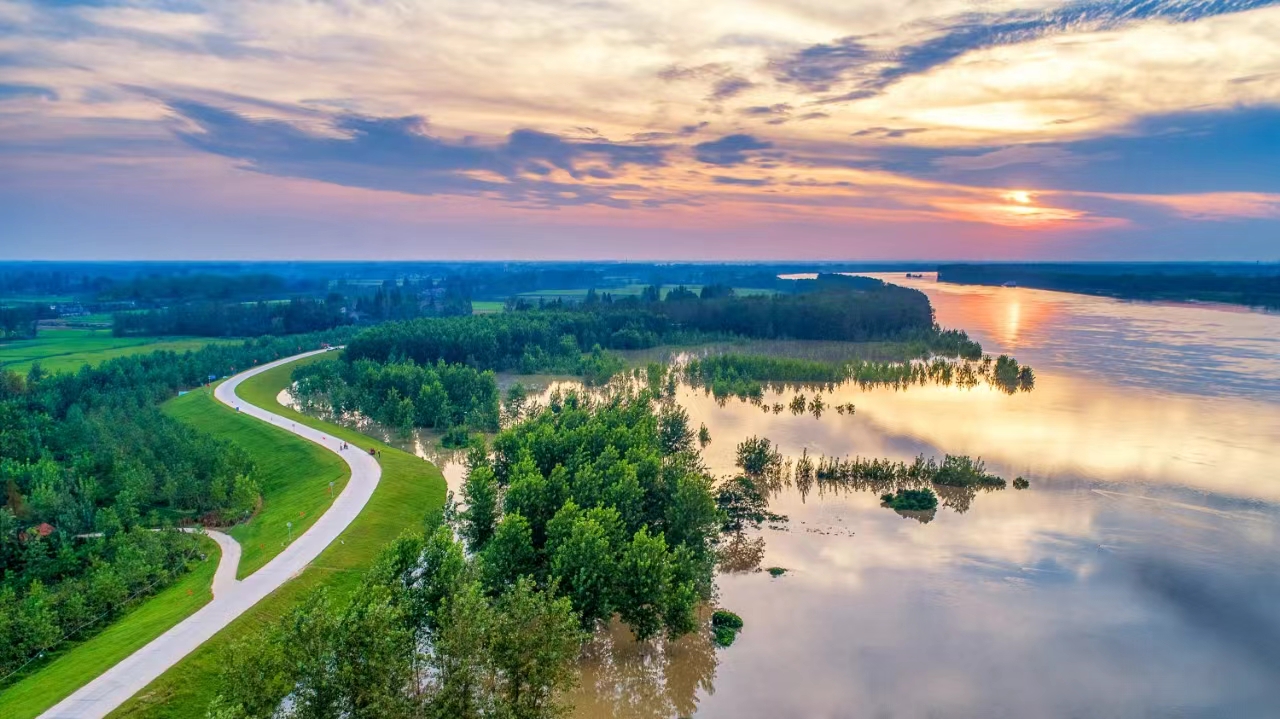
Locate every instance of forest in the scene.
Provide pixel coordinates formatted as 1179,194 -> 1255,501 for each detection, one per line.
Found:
208,390 -> 724,719
291,357 -> 501,437
0,328 -> 354,681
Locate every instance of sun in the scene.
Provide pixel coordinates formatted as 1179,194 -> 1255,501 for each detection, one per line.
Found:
1005,190 -> 1034,205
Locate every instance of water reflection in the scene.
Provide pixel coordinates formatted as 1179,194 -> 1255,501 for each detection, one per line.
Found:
862,273 -> 1280,401
588,278 -> 1278,718
571,618 -> 719,719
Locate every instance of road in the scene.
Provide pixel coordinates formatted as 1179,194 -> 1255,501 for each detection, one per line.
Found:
40,349 -> 380,719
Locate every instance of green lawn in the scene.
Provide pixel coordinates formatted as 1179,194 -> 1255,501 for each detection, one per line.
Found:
162,386 -> 350,578
0,329 -> 233,375
0,535 -> 221,719
111,355 -> 447,719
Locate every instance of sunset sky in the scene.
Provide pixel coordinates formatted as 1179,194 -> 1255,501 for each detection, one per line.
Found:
1,0 -> 1278,260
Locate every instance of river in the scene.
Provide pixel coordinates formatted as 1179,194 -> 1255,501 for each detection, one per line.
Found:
424,275 -> 1280,718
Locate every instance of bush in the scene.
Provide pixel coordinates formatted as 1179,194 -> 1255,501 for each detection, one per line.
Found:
711,609 -> 744,630
713,625 -> 737,647
880,488 -> 938,512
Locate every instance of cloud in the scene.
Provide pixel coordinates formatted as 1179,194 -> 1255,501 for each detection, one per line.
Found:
771,36 -> 875,92
851,126 -> 928,139
692,134 -> 772,166
165,97 -> 673,208
773,0 -> 1280,99
739,103 -> 791,117
708,76 -> 753,101
1095,191 -> 1280,220
933,145 -> 1086,171
712,175 -> 772,187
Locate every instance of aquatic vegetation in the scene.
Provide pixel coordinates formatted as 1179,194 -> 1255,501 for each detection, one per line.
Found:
735,436 -> 785,479
933,455 -> 1006,488
682,352 -> 1035,401
711,609 -> 744,647
880,488 -> 939,512
717,476 -> 787,531
712,609 -> 744,630
790,393 -> 808,414
439,424 -> 474,448
713,626 -> 737,647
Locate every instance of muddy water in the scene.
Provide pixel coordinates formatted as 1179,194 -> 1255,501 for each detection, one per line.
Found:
412,276 -> 1280,718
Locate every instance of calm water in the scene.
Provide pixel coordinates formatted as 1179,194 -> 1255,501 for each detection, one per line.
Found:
429,276 -> 1280,718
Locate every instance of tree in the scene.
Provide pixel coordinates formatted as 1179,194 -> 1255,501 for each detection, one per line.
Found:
481,513 -> 538,594
458,466 -> 499,552
488,577 -> 584,719
657,403 -> 694,456
428,580 -> 495,719
549,514 -> 616,627
735,436 -> 781,478
617,527 -> 672,640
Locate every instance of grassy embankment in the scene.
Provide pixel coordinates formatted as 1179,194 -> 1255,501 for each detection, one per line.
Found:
0,536 -> 221,719
162,385 -> 349,578
110,354 -> 446,719
0,328 -> 232,375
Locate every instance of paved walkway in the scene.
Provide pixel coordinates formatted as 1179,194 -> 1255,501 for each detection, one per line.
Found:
41,350 -> 380,719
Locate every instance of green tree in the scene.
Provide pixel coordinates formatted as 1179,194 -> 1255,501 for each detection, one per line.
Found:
549,514 -> 617,627
481,513 -> 537,594
458,465 -> 499,552
489,577 -> 584,719
617,527 -> 672,640
427,580 -> 494,719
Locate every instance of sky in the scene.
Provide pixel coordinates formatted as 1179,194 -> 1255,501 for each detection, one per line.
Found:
1,0 -> 1278,261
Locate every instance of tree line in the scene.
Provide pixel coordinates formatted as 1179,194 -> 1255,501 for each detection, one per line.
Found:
114,297 -> 353,338
344,278 -> 955,377
683,352 -> 1034,400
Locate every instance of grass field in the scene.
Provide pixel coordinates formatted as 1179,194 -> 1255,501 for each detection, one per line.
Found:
0,294 -> 76,305
111,355 -> 447,719
515,284 -> 777,302
0,329 -> 232,375
0,535 -> 221,719
161,386 -> 350,579
471,300 -> 505,314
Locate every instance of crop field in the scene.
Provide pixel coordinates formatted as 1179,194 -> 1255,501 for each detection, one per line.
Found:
0,329 -> 233,375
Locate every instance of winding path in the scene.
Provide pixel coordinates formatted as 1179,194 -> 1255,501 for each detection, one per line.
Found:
41,350 -> 380,719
